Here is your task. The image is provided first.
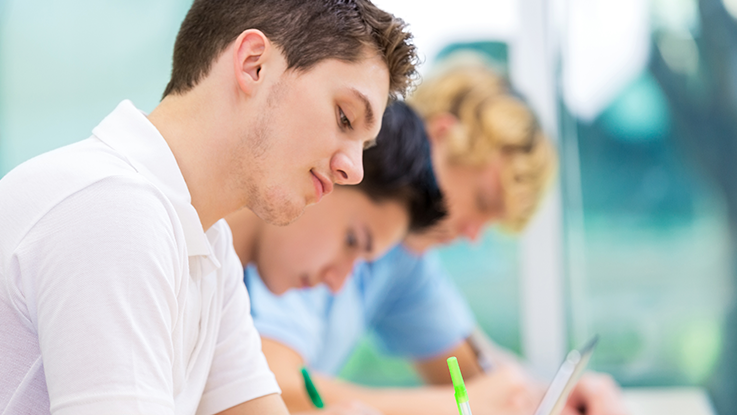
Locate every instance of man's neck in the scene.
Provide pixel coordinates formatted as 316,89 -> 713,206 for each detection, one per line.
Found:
147,86 -> 246,232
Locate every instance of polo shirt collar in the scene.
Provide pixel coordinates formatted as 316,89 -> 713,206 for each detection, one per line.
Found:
91,100 -> 216,263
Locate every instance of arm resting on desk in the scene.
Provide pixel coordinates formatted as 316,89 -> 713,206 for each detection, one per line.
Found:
261,337 -> 544,415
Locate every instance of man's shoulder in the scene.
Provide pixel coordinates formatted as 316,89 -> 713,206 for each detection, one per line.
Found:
1,137 -> 168,211
0,138 -> 177,252
1,137 -> 139,196
357,246 -> 449,309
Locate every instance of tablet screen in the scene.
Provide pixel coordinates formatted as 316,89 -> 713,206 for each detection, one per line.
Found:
532,336 -> 599,415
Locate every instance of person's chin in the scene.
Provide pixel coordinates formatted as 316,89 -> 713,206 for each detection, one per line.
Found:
402,240 -> 429,255
262,277 -> 291,296
402,233 -> 436,254
254,199 -> 305,227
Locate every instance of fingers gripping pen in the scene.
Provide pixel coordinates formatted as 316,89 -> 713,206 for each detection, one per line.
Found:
447,356 -> 473,415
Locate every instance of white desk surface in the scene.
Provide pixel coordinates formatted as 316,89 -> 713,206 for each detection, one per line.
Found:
623,387 -> 715,415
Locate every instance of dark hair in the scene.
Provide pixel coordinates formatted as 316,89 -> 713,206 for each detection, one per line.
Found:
352,101 -> 447,232
163,0 -> 419,99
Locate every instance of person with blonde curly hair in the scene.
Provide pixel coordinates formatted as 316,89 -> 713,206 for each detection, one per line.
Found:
405,59 -> 556,249
245,56 -> 629,415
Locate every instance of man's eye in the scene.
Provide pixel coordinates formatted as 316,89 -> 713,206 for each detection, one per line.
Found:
339,108 -> 353,130
345,230 -> 358,248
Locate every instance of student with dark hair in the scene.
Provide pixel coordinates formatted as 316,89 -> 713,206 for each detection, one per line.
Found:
355,102 -> 447,233
226,101 -> 446,294
0,1 -> 418,414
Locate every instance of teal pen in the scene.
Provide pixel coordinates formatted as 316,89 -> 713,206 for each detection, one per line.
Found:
447,356 -> 473,415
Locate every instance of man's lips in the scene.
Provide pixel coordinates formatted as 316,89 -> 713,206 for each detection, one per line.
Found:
310,170 -> 333,203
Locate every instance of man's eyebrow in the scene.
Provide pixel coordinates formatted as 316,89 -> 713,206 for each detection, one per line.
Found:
350,88 -> 375,130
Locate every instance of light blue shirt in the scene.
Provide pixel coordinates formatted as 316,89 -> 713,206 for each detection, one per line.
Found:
246,245 -> 476,375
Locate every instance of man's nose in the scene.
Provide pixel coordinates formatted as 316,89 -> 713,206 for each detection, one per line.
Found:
322,266 -> 349,293
321,256 -> 359,293
330,144 -> 364,185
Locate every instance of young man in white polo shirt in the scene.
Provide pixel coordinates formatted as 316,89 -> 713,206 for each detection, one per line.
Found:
0,1 -> 418,414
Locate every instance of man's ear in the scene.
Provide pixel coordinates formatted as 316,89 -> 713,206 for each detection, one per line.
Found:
426,112 -> 459,144
233,29 -> 270,95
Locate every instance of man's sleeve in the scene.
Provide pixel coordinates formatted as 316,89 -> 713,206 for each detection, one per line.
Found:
196,223 -> 281,415
24,177 -> 182,415
370,248 -> 477,359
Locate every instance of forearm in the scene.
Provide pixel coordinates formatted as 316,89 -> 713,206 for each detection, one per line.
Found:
308,375 -> 460,415
263,337 -> 469,415
270,337 -> 545,415
415,339 -> 484,385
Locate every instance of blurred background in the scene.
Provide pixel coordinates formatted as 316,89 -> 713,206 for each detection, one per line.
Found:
2,0 -> 737,413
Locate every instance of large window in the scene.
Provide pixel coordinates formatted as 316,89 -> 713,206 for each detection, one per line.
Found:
525,0 -> 735,408
556,2 -> 737,413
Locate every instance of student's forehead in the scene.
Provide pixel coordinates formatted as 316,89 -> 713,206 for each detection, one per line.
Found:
307,55 -> 388,97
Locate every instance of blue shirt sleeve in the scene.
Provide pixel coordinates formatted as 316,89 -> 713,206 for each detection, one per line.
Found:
366,246 -> 477,359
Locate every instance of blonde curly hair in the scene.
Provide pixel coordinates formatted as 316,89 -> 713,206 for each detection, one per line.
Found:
407,56 -> 557,232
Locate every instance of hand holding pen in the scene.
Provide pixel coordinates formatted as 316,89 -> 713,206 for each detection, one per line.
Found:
299,366 -> 384,415
449,357 -> 545,415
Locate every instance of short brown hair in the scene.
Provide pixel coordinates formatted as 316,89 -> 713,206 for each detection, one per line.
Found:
408,56 -> 557,232
163,0 -> 419,99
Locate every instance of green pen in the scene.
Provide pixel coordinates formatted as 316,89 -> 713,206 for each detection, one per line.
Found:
300,366 -> 325,409
447,356 -> 473,415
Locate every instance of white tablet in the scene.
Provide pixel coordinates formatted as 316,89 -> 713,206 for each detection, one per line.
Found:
533,336 -> 599,415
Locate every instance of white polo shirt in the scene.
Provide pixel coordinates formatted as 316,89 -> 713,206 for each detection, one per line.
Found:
0,100 -> 280,415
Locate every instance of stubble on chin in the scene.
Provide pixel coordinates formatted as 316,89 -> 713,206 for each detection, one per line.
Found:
231,142 -> 305,226
252,184 -> 305,226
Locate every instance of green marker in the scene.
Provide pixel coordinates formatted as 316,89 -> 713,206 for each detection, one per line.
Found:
301,366 -> 324,409
447,356 -> 473,415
